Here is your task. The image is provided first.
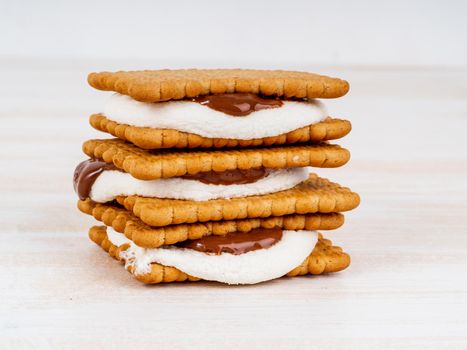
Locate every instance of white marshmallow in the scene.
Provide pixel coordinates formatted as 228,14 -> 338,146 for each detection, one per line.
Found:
104,228 -> 318,285
106,227 -> 131,247
90,167 -> 309,203
103,93 -> 327,139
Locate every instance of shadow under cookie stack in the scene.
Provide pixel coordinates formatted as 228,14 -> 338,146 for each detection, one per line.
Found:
74,69 -> 360,285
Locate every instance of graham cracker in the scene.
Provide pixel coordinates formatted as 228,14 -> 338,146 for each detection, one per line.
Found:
87,69 -> 349,102
114,174 -> 360,227
78,198 -> 345,248
89,225 -> 351,284
82,138 -> 350,180
90,114 -> 352,149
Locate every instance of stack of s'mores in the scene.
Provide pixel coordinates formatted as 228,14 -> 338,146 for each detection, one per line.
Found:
75,69 -> 359,285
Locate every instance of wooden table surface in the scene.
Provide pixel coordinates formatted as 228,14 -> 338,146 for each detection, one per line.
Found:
1,61 -> 467,349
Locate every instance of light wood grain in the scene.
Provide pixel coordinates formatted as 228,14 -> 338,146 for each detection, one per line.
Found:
1,61 -> 467,349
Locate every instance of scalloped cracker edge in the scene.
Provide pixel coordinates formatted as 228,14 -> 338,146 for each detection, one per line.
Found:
83,138 -> 350,180
78,198 -> 345,248
114,173 -> 359,227
87,69 -> 349,102
90,114 -> 352,149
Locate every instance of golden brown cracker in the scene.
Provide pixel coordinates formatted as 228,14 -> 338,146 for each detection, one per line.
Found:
78,198 -> 345,248
115,174 -> 360,227
287,235 -> 351,276
90,113 -> 352,149
82,138 -> 350,180
87,69 -> 349,102
89,225 -> 350,284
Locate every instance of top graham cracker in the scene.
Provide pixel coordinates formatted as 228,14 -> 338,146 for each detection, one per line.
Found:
87,69 -> 349,102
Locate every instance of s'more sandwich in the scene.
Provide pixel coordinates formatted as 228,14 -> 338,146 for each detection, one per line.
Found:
75,69 -> 359,285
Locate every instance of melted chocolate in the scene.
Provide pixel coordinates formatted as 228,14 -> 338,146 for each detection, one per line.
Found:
73,159 -> 119,200
183,168 -> 270,185
194,93 -> 283,116
177,227 -> 283,255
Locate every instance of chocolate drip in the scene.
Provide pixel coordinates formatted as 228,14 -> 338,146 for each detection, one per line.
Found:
177,228 -> 283,255
194,93 -> 283,116
73,159 -> 119,200
182,168 -> 270,185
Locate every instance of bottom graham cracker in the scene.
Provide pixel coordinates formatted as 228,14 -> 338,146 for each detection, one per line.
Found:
89,225 -> 351,285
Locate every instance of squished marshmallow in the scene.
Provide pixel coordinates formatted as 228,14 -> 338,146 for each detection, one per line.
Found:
104,228 -> 318,285
103,93 -> 327,139
90,167 -> 309,202
106,227 -> 132,247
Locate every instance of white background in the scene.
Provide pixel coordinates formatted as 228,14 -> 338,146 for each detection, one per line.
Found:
2,0 -> 467,67
2,1 -> 467,349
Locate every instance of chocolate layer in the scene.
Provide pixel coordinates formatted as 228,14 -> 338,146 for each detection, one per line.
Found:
193,93 -> 283,116
73,159 -> 119,200
182,168 -> 270,185
177,228 -> 283,255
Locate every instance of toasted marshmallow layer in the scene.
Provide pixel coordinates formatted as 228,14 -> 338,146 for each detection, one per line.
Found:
103,93 -> 327,139
105,228 -> 318,285
90,167 -> 309,202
